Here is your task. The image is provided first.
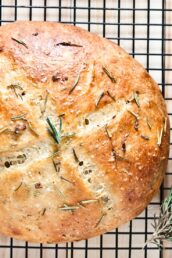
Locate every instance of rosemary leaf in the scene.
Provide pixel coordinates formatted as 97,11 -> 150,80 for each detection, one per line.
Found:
72,148 -> 79,163
146,117 -> 152,130
52,159 -> 58,172
55,42 -> 83,47
0,127 -> 8,134
59,204 -> 79,211
28,121 -> 39,137
60,176 -> 74,185
46,117 -> 62,144
95,213 -> 105,228
14,182 -> 23,192
141,135 -> 150,141
96,92 -> 105,107
69,72 -> 80,94
157,127 -> 163,147
127,109 -> 140,120
164,117 -> 167,134
103,67 -> 116,83
11,37 -> 28,49
105,125 -> 112,139
7,84 -> 23,99
80,199 -> 98,205
133,91 -> 140,108
107,90 -> 116,102
41,208 -> 46,216
11,113 -> 27,121
41,91 -> 49,116
49,151 -> 59,158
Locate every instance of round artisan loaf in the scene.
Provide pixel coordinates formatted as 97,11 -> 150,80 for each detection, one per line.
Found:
0,21 -> 169,243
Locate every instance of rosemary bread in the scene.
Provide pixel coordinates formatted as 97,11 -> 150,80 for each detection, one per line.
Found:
0,21 -> 169,243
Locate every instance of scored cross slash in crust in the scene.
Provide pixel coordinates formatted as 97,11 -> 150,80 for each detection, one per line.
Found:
0,21 -> 169,243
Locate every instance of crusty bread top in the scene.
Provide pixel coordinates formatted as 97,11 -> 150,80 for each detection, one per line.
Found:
0,21 -> 169,243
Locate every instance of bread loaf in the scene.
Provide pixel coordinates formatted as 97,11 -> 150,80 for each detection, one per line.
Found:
0,21 -> 169,243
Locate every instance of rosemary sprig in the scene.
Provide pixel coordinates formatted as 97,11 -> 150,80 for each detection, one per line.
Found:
69,72 -> 80,94
144,189 -> 172,248
96,92 -> 105,107
103,67 -> 116,83
46,117 -> 62,144
11,37 -> 28,49
157,127 -> 163,147
133,91 -> 140,108
59,204 -> 79,211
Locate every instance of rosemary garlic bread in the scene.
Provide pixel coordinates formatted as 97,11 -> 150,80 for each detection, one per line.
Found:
0,21 -> 169,243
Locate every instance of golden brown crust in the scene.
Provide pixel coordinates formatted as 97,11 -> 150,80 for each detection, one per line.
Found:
0,21 -> 169,243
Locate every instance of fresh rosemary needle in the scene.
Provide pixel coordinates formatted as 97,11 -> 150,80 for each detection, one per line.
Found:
144,188 -> 172,248
11,37 -> 28,49
46,117 -> 62,144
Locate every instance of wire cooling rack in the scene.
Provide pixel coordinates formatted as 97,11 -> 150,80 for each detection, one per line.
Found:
0,0 -> 172,258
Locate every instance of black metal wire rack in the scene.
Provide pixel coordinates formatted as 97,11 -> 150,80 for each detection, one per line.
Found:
0,0 -> 171,258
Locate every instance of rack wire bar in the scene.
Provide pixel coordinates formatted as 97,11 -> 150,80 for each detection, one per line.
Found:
0,0 -> 171,257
